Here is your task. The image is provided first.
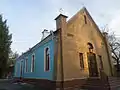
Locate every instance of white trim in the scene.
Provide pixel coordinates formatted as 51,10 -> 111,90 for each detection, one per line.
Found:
20,59 -> 23,76
15,62 -> 18,76
25,57 -> 28,73
19,61 -> 21,76
24,58 -> 26,73
55,77 -> 89,82
31,53 -> 35,72
44,46 -> 50,72
55,77 -> 100,82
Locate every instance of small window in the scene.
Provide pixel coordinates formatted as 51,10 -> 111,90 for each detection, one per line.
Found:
87,42 -> 93,52
79,53 -> 84,69
25,58 -> 28,72
31,54 -> 35,72
84,15 -> 87,24
98,55 -> 103,70
45,47 -> 50,71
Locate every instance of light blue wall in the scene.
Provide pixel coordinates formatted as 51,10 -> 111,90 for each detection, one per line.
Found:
15,61 -> 21,77
14,39 -> 55,80
14,58 -> 24,77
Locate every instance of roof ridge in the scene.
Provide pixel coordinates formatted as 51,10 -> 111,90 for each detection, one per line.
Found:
67,7 -> 86,23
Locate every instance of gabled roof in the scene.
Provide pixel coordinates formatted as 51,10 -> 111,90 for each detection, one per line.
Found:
16,30 -> 59,61
17,7 -> 105,61
67,7 -> 104,40
67,7 -> 85,24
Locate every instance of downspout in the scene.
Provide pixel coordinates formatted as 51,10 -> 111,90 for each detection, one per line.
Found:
59,29 -> 64,90
50,30 -> 56,81
54,14 -> 68,89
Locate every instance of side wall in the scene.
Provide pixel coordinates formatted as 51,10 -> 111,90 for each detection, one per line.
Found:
14,39 -> 55,80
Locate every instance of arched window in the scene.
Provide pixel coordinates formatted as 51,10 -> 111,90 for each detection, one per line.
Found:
79,53 -> 84,69
84,15 -> 87,24
31,54 -> 35,72
87,42 -> 94,52
25,57 -> 28,72
45,47 -> 50,71
98,55 -> 103,70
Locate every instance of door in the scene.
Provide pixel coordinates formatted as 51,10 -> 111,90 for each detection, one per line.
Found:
87,53 -> 98,77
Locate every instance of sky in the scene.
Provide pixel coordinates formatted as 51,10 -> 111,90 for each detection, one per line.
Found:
0,0 -> 120,54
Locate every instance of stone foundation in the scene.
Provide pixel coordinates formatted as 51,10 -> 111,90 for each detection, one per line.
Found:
14,77 -> 119,90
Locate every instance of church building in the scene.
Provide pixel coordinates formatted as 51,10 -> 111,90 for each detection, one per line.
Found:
14,7 -> 119,90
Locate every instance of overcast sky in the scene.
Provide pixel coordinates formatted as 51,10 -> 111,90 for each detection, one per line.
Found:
0,0 -> 120,54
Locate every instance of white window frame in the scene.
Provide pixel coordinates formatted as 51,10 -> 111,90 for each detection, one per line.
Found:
31,53 -> 35,72
19,61 -> 21,76
25,57 -> 28,73
44,46 -> 50,72
20,59 -> 23,76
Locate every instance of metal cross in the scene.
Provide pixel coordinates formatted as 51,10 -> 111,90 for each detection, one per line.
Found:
59,8 -> 63,14
81,2 -> 84,7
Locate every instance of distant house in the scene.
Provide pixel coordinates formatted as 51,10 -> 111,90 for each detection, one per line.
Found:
14,7 -> 118,90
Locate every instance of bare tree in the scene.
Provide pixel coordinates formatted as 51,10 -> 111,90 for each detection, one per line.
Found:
108,33 -> 120,71
102,26 -> 120,73
8,51 -> 19,66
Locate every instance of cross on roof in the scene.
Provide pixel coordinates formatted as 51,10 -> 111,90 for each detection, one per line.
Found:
59,8 -> 63,14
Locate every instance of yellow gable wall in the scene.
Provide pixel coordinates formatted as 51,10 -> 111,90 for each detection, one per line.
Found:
59,8 -> 113,80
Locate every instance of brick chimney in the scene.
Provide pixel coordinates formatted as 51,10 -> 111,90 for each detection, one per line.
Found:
55,14 -> 68,30
54,14 -> 68,82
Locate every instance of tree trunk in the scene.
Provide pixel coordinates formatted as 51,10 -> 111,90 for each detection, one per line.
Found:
0,57 -> 7,79
0,68 -> 3,78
